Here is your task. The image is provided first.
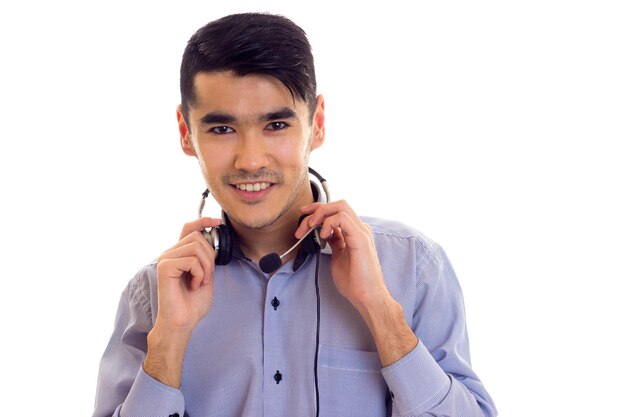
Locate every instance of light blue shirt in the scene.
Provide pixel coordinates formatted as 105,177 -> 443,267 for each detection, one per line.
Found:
92,217 -> 496,417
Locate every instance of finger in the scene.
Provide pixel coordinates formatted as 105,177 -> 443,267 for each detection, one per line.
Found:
296,203 -> 341,238
159,237 -> 215,284
157,256 -> 208,291
176,229 -> 217,253
186,256 -> 210,290
297,200 -> 367,238
296,203 -> 324,239
327,225 -> 346,251
309,200 -> 361,228
180,217 -> 222,240
300,202 -> 323,214
161,238 -> 215,270
318,211 -> 368,249
167,230 -> 216,263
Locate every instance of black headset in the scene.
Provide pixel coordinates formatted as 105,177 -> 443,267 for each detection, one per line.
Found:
198,167 -> 330,271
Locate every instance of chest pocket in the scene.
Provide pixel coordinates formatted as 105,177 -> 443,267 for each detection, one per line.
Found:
317,344 -> 389,416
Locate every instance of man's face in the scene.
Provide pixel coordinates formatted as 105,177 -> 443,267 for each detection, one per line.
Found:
179,71 -> 325,230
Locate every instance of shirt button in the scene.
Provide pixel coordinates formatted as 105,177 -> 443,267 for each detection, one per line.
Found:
271,297 -> 280,311
274,370 -> 283,384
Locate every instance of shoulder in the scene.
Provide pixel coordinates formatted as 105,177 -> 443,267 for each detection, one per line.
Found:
361,216 -> 441,260
361,216 -> 457,285
361,217 -> 453,311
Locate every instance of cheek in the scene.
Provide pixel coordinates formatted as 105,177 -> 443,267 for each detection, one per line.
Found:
279,132 -> 313,162
274,145 -> 309,170
196,149 -> 227,183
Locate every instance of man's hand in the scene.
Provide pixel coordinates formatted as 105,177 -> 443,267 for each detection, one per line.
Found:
296,201 -> 418,366
297,201 -> 388,308
144,217 -> 221,388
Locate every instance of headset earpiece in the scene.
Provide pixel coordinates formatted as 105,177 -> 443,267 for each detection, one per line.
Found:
202,224 -> 234,265
313,228 -> 327,250
214,224 -> 233,265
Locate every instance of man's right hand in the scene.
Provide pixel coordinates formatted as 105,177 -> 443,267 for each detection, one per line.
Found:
143,217 -> 222,388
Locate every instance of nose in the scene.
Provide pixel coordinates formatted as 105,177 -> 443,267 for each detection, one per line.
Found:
233,130 -> 271,172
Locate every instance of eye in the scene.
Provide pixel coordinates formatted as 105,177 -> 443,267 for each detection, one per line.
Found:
266,121 -> 288,131
209,126 -> 234,134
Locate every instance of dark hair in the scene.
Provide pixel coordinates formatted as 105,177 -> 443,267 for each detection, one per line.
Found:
180,13 -> 317,124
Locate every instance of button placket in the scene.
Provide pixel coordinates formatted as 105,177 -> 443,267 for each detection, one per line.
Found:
262,261 -> 320,416
263,272 -> 290,414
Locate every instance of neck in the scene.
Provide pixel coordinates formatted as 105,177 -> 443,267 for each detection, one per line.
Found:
230,185 -> 315,264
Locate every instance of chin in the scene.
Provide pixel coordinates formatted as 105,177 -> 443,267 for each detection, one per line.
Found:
225,205 -> 276,228
234,215 -> 279,230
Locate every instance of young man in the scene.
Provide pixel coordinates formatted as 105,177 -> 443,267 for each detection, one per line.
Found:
93,13 -> 497,417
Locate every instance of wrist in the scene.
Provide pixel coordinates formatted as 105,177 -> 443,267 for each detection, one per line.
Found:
144,326 -> 193,388
354,293 -> 400,329
356,295 -> 418,367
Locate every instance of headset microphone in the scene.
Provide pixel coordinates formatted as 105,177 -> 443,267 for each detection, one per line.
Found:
259,226 -> 322,274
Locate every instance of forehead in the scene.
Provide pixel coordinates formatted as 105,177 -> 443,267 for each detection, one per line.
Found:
190,71 -> 307,120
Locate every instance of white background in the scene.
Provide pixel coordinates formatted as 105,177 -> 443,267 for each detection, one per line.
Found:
1,1 -> 624,415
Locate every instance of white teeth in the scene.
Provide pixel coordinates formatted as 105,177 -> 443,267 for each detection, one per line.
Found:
236,182 -> 270,192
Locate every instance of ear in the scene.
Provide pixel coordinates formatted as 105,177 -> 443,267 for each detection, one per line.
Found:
177,104 -> 196,157
310,95 -> 325,151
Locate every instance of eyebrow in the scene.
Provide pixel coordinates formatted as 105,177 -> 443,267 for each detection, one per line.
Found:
199,112 -> 236,125
259,107 -> 297,122
199,107 -> 297,126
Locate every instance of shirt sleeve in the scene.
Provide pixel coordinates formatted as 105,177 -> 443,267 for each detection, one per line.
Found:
381,244 -> 497,417
92,267 -> 185,417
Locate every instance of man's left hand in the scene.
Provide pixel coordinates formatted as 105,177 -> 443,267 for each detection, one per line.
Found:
296,200 -> 390,310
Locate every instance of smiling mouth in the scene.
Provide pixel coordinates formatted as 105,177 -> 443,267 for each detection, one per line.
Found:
233,182 -> 272,192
